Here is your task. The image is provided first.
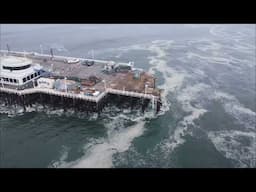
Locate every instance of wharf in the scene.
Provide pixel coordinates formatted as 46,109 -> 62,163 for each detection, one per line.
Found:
0,50 -> 162,113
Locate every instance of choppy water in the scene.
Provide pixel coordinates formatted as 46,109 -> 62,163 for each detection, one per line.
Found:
0,24 -> 255,168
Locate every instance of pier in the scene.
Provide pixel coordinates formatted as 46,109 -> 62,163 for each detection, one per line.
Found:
0,50 -> 162,114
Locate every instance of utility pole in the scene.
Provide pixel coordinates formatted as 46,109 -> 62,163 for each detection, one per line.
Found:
50,48 -> 54,59
64,77 -> 67,93
6,44 -> 10,54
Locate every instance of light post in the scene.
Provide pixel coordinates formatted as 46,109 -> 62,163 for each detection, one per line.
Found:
91,49 -> 94,60
40,44 -> 43,55
103,79 -> 106,91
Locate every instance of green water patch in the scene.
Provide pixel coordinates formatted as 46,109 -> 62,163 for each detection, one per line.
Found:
172,135 -> 233,168
132,111 -> 177,154
1,111 -> 107,167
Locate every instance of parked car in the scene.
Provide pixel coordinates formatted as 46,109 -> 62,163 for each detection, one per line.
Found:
81,60 -> 94,66
64,58 -> 80,64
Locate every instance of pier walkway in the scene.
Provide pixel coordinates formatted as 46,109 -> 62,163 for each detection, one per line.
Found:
0,87 -> 159,103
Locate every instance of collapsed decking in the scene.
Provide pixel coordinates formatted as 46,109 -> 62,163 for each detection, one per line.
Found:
0,50 -> 162,114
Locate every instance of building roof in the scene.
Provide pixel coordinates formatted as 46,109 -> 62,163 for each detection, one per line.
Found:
0,56 -> 32,67
0,56 -> 42,79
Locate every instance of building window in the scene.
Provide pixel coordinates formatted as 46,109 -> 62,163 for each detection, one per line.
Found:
27,76 -> 30,81
31,74 -> 34,79
38,71 -> 41,76
10,79 -> 13,83
23,78 -> 26,83
14,79 -> 17,84
35,73 -> 38,77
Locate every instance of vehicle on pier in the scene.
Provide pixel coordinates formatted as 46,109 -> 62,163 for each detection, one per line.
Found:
64,58 -> 80,64
81,60 -> 94,66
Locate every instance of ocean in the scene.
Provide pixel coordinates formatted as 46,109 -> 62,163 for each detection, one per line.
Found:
0,24 -> 255,168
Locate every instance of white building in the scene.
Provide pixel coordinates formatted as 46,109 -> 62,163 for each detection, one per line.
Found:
0,56 -> 44,87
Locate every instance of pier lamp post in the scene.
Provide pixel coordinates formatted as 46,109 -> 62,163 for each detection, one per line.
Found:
145,84 -> 148,94
40,44 -> 43,55
64,77 -> 68,93
92,50 -> 94,59
1,80 -> 4,88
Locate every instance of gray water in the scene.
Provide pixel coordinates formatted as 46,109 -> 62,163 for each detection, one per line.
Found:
0,24 -> 255,168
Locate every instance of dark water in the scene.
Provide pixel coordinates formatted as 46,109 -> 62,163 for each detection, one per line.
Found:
0,24 -> 255,168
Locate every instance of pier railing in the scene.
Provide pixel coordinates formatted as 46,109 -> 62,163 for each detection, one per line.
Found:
0,86 -> 159,102
0,87 -> 107,102
0,50 -> 128,65
106,88 -> 159,100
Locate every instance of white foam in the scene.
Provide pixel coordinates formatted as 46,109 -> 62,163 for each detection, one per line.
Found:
213,91 -> 256,130
146,41 -> 186,114
188,39 -> 222,52
209,25 -> 248,40
50,146 -> 69,168
186,52 -> 235,68
208,130 -> 256,167
58,119 -> 146,168
161,83 -> 210,152
53,105 -> 156,168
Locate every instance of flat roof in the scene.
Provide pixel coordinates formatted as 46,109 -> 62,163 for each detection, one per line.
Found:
0,56 -> 32,67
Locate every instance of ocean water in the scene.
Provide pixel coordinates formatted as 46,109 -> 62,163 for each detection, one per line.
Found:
0,24 -> 255,168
